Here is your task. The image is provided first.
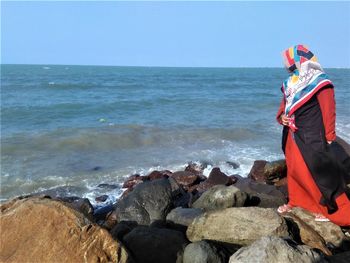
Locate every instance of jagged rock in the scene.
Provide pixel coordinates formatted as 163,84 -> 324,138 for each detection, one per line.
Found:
283,213 -> 331,255
171,171 -> 199,188
0,197 -> 128,263
187,207 -> 289,246
148,170 -> 172,180
166,207 -> 203,227
229,236 -> 326,263
248,160 -> 268,182
123,226 -> 189,263
207,167 -> 230,185
185,162 -> 206,175
192,185 -> 248,211
183,241 -> 228,263
248,160 -> 287,184
122,174 -> 149,189
114,178 -> 173,225
285,207 -> 346,248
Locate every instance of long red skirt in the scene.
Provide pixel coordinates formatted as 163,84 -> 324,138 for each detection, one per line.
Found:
285,131 -> 350,226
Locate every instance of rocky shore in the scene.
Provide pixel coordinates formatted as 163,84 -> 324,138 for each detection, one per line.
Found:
1,159 -> 350,263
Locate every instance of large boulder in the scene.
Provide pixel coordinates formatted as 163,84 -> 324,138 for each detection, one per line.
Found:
284,207 -> 346,248
166,207 -> 204,227
183,241 -> 228,263
248,160 -> 287,184
186,207 -> 289,246
192,185 -> 247,211
229,236 -> 326,263
0,197 -> 128,263
171,171 -> 199,188
114,178 -> 173,225
123,226 -> 189,263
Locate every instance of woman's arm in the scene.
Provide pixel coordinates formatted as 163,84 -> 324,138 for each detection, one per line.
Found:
276,97 -> 285,125
317,86 -> 336,143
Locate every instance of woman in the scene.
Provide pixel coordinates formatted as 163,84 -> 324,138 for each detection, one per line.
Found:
276,44 -> 350,226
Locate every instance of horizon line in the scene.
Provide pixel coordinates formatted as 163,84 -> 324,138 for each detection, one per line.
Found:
2,63 -> 350,70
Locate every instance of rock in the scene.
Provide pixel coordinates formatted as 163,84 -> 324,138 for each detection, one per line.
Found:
110,221 -> 138,241
244,192 -> 285,208
93,204 -> 115,222
187,207 -> 289,246
166,207 -> 204,227
327,251 -> 350,263
283,213 -> 331,255
148,170 -> 172,180
31,186 -> 84,199
234,177 -> 286,200
183,241 -> 228,263
122,174 -> 148,189
97,183 -> 119,189
274,177 -> 288,187
92,166 -> 102,171
264,159 -> 287,183
0,197 -> 128,263
284,207 -> 346,248
123,226 -> 189,263
192,185 -> 247,211
248,160 -> 268,182
226,161 -> 240,169
185,162 -> 206,175
228,175 -> 239,185
248,160 -> 287,184
229,236 -> 326,263
114,178 -> 173,225
95,195 -> 109,203
171,171 -> 199,188
207,167 -> 230,185
65,197 -> 95,221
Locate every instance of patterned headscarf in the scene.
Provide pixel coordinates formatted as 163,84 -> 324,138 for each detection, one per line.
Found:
282,45 -> 332,122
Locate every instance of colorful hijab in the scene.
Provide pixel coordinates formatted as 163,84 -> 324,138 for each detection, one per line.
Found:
282,45 -> 332,118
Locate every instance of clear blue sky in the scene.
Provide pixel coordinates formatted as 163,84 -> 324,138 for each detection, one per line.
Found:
1,1 -> 350,68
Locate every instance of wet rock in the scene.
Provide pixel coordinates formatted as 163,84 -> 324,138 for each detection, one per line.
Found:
122,174 -> 148,189
248,160 -> 268,182
183,241 -> 228,263
93,204 -> 115,222
114,178 -> 173,225
95,195 -> 109,203
248,160 -> 287,184
65,198 -> 94,221
91,166 -> 102,171
244,192 -> 285,209
123,226 -> 189,263
171,171 -> 199,188
192,185 -> 248,211
0,197 -> 128,263
228,175 -> 239,185
229,236 -> 326,263
97,183 -> 119,190
187,207 -> 289,246
148,170 -> 172,180
226,161 -> 240,169
166,207 -> 204,227
207,167 -> 230,185
185,162 -> 205,175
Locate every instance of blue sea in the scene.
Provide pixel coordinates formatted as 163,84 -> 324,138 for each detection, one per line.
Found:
1,65 -> 349,204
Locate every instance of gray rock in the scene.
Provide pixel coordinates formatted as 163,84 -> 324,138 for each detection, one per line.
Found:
166,207 -> 204,227
327,251 -> 350,263
187,207 -> 289,246
183,241 -> 227,263
245,192 -> 286,208
192,185 -> 247,211
235,178 -> 286,200
114,178 -> 173,225
123,226 -> 189,263
229,236 -> 326,263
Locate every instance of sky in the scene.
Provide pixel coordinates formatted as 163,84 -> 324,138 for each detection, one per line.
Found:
1,1 -> 350,68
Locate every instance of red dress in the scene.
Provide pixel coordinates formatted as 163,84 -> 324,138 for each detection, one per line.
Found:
277,87 -> 350,226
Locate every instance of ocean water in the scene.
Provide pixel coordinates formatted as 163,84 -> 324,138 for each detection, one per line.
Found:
1,65 -> 349,204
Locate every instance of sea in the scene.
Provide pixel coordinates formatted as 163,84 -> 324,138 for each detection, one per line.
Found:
1,65 -> 349,205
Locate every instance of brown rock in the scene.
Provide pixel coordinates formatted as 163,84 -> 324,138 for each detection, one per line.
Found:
284,213 -> 332,255
274,177 -> 288,187
171,171 -> 199,187
185,162 -> 205,175
248,160 -> 268,182
122,174 -> 148,189
227,175 -> 239,185
207,167 -> 230,185
0,197 -> 128,263
148,170 -> 172,180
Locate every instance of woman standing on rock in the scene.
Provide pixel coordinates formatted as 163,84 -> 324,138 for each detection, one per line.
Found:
276,44 -> 350,226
